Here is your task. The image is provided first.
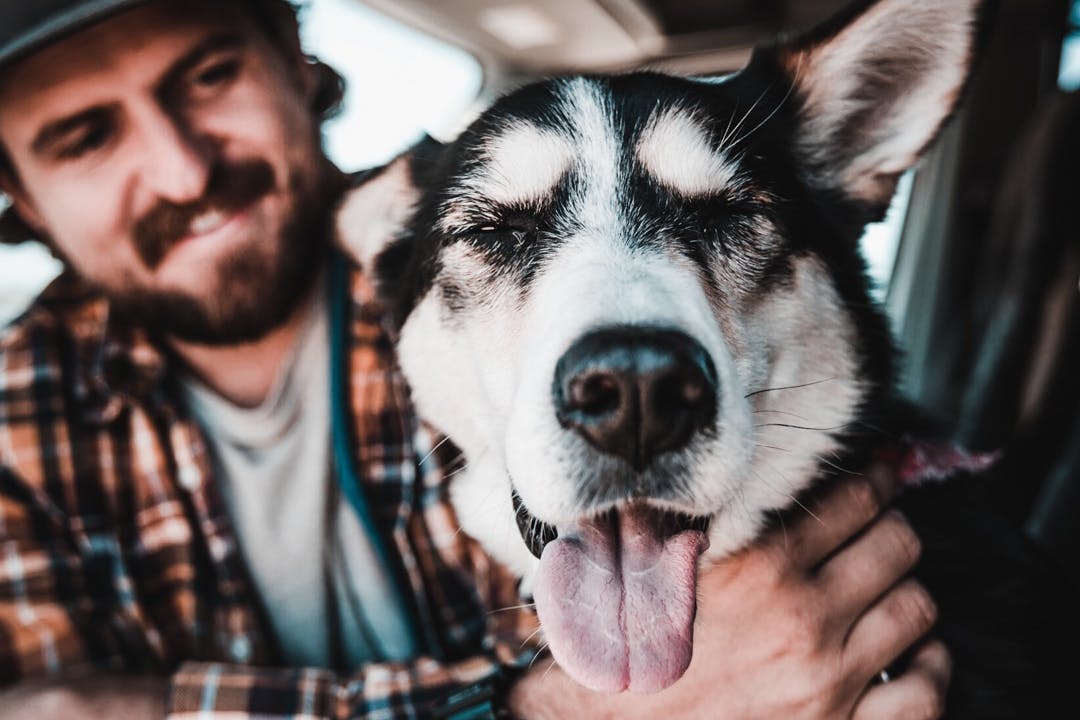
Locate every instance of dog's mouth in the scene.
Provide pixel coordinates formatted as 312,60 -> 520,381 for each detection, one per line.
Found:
513,489 -> 712,694
513,490 -> 709,559
513,491 -> 560,558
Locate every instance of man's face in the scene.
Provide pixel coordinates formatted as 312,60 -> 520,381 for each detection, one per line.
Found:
0,0 -> 333,343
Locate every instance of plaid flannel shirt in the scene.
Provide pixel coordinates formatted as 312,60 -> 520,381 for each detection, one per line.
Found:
0,262 -> 541,718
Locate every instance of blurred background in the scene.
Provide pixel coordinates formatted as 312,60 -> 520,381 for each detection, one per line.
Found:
2,0 -> 1079,585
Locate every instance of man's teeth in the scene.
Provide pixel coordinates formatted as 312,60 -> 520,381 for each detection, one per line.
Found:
188,209 -> 232,236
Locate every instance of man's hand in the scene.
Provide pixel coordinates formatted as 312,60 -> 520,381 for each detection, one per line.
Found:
508,465 -> 950,719
0,672 -> 167,720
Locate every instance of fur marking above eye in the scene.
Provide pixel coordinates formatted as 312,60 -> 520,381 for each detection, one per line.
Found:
638,108 -> 741,198
468,124 -> 574,206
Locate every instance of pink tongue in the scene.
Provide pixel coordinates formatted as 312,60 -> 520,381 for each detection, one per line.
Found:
533,505 -> 707,694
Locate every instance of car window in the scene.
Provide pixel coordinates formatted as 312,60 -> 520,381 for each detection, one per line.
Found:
300,0 -> 482,170
860,171 -> 914,303
1061,0 -> 1080,90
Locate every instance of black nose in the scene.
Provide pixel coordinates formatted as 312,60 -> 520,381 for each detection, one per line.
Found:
553,327 -> 718,470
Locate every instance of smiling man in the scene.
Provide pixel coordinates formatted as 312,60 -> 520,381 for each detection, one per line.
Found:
0,2 -> 950,719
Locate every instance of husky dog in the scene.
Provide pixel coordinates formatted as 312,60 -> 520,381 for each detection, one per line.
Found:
337,0 -> 1076,715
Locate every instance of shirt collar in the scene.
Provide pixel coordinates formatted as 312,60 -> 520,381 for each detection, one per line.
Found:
37,272 -> 169,425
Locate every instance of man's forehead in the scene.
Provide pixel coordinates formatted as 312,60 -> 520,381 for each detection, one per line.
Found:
0,0 -> 247,110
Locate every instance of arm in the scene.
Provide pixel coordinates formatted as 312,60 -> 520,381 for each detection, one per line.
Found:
0,674 -> 167,720
0,459 -> 538,720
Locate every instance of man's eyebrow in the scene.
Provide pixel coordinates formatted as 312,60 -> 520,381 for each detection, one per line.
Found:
156,31 -> 248,94
29,32 -> 247,157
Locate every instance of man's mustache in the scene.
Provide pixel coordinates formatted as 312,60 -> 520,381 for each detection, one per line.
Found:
134,158 -> 276,269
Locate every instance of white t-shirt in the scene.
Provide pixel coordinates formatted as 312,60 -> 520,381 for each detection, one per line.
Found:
182,285 -> 417,669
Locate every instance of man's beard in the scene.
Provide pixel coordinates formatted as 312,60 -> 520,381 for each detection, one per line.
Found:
105,157 -> 336,346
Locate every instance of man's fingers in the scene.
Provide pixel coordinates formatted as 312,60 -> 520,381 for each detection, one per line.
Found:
853,639 -> 952,720
844,578 -> 938,677
817,509 -> 922,620
775,464 -> 896,571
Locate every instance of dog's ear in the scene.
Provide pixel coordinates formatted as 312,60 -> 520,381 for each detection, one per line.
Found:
335,136 -> 446,274
772,0 -> 983,209
335,154 -> 423,275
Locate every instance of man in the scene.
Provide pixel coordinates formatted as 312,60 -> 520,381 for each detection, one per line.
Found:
0,1 -> 948,717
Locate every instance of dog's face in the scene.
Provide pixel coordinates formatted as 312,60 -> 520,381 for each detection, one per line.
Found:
339,0 -> 981,694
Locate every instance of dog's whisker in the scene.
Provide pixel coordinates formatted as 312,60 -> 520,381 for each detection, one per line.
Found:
751,465 -> 826,528
520,624 -> 545,649
775,508 -> 789,550
729,52 -> 804,150
813,454 -> 861,476
417,434 -> 454,469
721,84 -> 772,151
720,97 -> 740,149
753,409 -> 814,422
488,602 -> 537,615
540,650 -> 559,681
441,443 -> 486,483
729,78 -> 796,149
754,442 -> 791,453
755,422 -> 852,433
530,642 -> 551,671
744,377 -> 837,399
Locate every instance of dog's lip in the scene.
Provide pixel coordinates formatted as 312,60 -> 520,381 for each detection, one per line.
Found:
511,489 -> 711,559
513,490 -> 559,559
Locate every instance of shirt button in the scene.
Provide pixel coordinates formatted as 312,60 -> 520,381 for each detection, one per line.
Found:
178,465 -> 203,492
229,635 -> 252,663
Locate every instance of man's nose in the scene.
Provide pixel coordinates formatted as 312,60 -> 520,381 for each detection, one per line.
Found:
136,106 -> 212,205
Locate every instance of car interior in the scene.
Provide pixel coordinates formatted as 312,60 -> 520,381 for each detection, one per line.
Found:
1,0 -> 1077,592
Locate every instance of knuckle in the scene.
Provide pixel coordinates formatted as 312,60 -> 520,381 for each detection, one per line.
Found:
896,583 -> 939,635
884,512 -> 923,565
848,478 -> 882,522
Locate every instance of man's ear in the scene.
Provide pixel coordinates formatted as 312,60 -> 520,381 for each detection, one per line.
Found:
0,172 -> 48,245
769,0 -> 984,209
334,152 -> 424,274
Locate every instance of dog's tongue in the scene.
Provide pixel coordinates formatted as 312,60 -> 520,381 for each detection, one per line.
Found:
533,505 -> 707,694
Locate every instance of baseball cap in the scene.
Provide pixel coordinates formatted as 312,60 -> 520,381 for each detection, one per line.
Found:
0,1 -> 152,68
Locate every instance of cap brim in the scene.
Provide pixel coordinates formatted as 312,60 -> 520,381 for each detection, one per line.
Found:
0,0 -> 152,68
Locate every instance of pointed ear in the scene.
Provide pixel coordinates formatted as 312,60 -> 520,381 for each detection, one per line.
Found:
774,0 -> 983,208
334,153 -> 424,274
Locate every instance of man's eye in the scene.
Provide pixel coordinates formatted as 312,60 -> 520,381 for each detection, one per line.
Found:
57,125 -> 112,159
192,59 -> 241,90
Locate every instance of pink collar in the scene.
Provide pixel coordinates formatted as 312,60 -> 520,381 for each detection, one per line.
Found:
877,438 -> 1000,488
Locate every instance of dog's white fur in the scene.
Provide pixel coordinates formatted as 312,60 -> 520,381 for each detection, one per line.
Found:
637,108 -> 742,198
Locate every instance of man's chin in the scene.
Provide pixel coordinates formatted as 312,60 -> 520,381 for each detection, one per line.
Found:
110,241 -> 325,346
